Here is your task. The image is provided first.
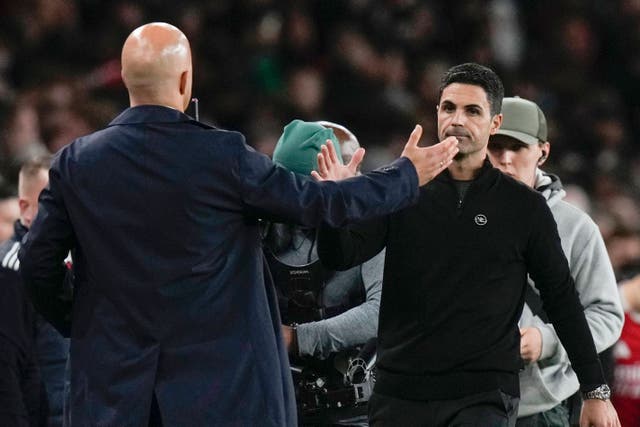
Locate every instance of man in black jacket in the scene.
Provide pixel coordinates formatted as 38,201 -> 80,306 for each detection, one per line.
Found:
317,63 -> 620,426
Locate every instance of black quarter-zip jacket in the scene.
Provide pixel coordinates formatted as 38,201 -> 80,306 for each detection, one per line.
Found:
318,159 -> 604,400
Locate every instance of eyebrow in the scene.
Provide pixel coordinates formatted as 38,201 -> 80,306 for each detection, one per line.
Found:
440,100 -> 485,111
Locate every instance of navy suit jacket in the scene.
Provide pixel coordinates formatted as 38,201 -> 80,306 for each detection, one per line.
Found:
19,105 -> 419,427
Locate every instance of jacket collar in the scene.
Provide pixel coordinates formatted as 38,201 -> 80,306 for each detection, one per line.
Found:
108,105 -> 195,126
436,157 -> 497,185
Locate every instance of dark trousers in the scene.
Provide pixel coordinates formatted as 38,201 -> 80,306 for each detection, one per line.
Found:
369,389 -> 519,427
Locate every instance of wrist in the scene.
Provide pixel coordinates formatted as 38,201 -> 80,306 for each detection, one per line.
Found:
581,384 -> 611,401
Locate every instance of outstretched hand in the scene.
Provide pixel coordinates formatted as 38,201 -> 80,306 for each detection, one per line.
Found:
401,125 -> 459,186
311,139 -> 365,181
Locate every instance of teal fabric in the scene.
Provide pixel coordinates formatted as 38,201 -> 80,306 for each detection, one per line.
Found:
273,120 -> 343,175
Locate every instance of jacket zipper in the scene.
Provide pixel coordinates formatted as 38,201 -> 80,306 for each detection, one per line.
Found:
455,181 -> 474,217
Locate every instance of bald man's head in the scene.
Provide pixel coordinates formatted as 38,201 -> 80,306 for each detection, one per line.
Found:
121,22 -> 193,111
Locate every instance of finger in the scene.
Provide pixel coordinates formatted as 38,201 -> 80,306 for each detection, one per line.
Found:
444,136 -> 460,157
347,147 -> 366,173
405,125 -> 423,149
429,137 -> 459,160
325,140 -> 340,165
441,135 -> 459,147
317,152 -> 329,177
422,138 -> 458,169
320,143 -> 335,170
310,170 -> 322,181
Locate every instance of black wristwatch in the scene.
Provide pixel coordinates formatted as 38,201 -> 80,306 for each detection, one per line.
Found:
581,384 -> 611,401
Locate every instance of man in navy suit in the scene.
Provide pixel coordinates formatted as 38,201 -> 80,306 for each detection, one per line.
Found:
19,22 -> 458,426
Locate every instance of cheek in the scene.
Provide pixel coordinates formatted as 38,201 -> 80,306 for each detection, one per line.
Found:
514,157 -> 536,172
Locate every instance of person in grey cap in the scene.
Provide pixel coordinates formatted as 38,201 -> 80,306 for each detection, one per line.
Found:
488,96 -> 624,427
264,119 -> 380,426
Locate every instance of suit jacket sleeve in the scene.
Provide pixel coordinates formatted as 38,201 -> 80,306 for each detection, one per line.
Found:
19,156 -> 75,337
317,217 -> 388,272
234,139 -> 419,228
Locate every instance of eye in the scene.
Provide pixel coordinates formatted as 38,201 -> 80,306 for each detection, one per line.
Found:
441,103 -> 455,113
467,107 -> 480,116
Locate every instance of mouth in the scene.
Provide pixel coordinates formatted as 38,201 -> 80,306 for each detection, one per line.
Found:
446,132 -> 470,141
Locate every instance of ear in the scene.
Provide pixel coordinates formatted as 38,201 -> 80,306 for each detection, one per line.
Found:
179,70 -> 188,96
18,198 -> 28,217
538,141 -> 551,165
489,113 -> 503,135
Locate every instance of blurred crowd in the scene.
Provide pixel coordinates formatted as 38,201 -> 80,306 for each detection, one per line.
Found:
1,0 -> 640,276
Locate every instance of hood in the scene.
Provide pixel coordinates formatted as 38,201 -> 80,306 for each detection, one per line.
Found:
534,168 -> 565,208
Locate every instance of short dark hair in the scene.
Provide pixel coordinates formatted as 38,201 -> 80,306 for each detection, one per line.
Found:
438,63 -> 504,116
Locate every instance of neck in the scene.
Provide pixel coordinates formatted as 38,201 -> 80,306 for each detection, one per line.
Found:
128,92 -> 185,112
448,151 -> 486,181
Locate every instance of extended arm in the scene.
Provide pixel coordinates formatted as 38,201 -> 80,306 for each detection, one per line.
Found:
238,125 -> 457,229
237,137 -> 419,229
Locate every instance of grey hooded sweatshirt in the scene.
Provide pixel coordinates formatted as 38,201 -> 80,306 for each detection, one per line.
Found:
517,169 -> 624,417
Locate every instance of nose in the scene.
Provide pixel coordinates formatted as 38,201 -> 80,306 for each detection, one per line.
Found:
494,149 -> 513,165
451,109 -> 465,125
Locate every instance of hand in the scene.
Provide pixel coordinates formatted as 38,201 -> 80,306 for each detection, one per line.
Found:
281,324 -> 299,355
400,125 -> 459,186
580,399 -> 620,427
311,139 -> 365,181
282,324 -> 294,351
520,327 -> 542,363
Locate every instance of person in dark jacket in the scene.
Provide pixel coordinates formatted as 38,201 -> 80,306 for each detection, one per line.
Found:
18,157 -> 71,427
18,22 -> 458,427
317,63 -> 620,427
0,157 -> 54,427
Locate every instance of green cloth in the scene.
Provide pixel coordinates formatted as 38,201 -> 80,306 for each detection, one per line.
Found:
273,119 -> 343,175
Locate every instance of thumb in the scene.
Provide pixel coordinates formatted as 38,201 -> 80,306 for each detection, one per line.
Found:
404,125 -> 423,150
348,147 -> 366,173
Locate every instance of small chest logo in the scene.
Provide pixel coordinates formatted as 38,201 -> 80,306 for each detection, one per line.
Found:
474,214 -> 488,226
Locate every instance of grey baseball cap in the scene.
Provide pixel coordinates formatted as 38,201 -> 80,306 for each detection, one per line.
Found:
496,96 -> 548,144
